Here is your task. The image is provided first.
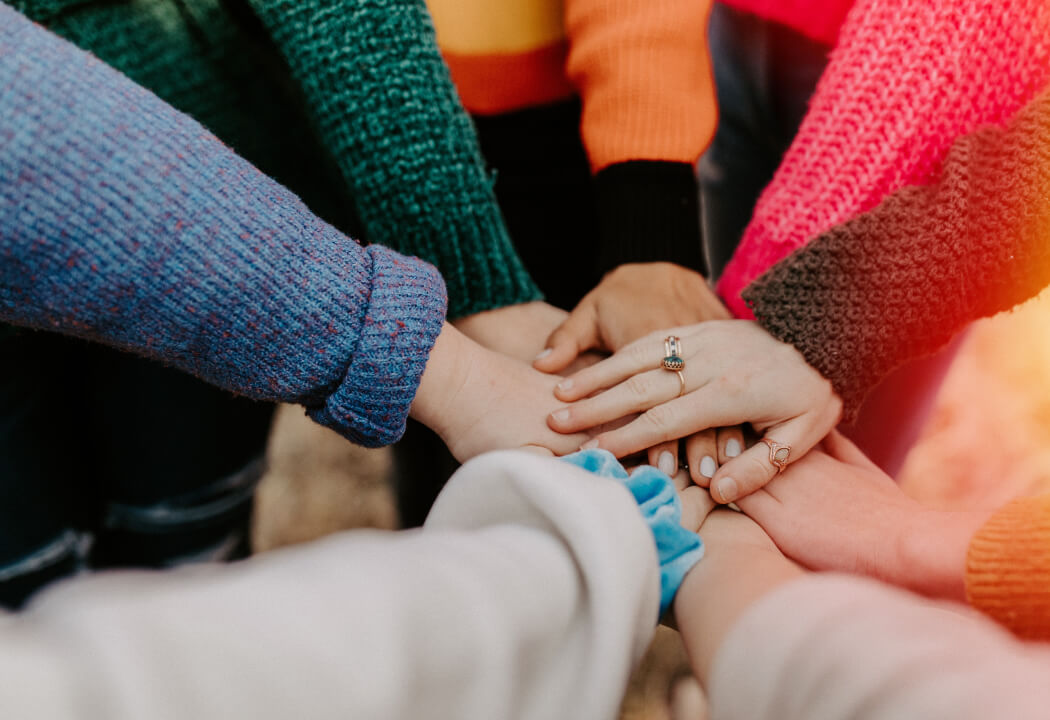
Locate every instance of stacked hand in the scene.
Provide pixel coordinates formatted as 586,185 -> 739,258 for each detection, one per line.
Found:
548,320 -> 843,503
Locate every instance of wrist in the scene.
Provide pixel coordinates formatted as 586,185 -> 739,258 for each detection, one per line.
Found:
897,508 -> 993,600
410,322 -> 473,440
675,546 -> 802,684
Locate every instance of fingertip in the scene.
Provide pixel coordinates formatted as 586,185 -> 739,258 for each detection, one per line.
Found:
534,344 -> 573,374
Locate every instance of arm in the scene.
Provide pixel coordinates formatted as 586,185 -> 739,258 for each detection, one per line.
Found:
243,0 -> 540,320
675,511 -> 1050,720
719,0 -> 1050,317
0,6 -> 444,448
744,85 -> 1050,418
0,451 -> 658,720
736,432 -> 1050,640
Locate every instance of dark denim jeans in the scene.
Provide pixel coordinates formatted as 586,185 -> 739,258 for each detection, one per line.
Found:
0,330 -> 271,608
700,2 -> 963,477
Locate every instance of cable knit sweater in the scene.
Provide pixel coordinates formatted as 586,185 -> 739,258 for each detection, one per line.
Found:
718,0 -> 1050,318
742,85 -> 1050,639
0,5 -> 446,447
12,0 -> 539,319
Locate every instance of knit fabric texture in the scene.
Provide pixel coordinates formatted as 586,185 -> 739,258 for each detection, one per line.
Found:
966,493 -> 1050,642
744,85 -> 1050,419
561,449 -> 704,618
718,0 -> 1050,318
427,0 -> 714,278
15,0 -> 539,320
0,5 -> 447,447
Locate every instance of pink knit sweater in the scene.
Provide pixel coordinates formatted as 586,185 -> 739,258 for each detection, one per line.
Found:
720,0 -> 853,46
717,0 -> 1050,319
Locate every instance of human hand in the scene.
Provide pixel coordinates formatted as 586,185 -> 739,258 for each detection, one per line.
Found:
454,301 -> 604,374
736,431 -> 993,600
411,323 -> 591,461
532,262 -> 730,374
548,320 -> 843,504
453,301 -> 569,364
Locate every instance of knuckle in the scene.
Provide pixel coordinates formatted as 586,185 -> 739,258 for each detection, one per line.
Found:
643,404 -> 676,433
625,373 -> 653,397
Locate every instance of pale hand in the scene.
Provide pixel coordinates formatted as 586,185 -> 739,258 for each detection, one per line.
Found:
411,323 -> 591,461
532,262 -> 730,374
454,301 -> 569,364
736,431 -> 993,600
549,320 -> 843,504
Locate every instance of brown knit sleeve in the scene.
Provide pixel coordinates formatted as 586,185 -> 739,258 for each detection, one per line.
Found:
965,494 -> 1050,641
742,86 -> 1050,419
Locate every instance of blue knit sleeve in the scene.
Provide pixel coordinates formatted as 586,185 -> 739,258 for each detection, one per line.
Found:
562,449 -> 704,617
0,5 -> 446,447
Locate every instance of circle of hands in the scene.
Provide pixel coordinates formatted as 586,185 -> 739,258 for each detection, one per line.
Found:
437,262 -> 979,600
449,262 -> 843,503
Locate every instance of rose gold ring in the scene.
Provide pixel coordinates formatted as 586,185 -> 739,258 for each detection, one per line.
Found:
761,438 -> 791,474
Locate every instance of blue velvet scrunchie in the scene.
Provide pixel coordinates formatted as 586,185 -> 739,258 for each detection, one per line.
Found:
562,449 -> 704,617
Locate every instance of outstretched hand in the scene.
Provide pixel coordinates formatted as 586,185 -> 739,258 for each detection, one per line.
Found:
548,320 -> 843,504
735,432 -> 992,599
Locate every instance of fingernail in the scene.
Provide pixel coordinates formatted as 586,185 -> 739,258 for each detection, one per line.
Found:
725,438 -> 742,458
699,455 -> 717,478
580,439 -> 599,450
716,477 -> 738,503
550,409 -> 569,424
535,348 -> 552,361
658,451 -> 675,476
556,378 -> 574,392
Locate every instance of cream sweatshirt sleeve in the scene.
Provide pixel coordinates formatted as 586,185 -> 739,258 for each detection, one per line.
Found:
708,574 -> 1050,720
0,451 -> 659,720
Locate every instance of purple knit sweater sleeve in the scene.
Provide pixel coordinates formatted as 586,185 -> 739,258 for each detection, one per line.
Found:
0,6 -> 447,447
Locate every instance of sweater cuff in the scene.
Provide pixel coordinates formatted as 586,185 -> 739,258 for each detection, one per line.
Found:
402,208 -> 543,320
965,493 -> 1050,641
308,245 -> 447,447
561,449 -> 704,617
593,161 -> 707,278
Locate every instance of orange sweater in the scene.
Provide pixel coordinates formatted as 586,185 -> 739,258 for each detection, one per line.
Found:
966,493 -> 1050,641
426,0 -> 716,171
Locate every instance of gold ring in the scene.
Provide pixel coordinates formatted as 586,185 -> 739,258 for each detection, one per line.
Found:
675,370 -> 685,397
760,438 -> 791,474
662,336 -> 685,371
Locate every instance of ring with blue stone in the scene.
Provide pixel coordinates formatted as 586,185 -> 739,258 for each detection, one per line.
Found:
662,336 -> 685,371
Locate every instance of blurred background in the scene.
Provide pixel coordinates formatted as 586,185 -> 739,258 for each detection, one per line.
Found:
254,288 -> 1050,720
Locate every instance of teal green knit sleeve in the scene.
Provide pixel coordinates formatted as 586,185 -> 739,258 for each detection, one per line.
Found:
245,0 -> 541,318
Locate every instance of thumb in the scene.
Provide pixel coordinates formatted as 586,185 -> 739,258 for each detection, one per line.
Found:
534,302 -> 601,373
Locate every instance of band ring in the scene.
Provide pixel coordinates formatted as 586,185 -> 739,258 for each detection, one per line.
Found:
760,438 -> 791,474
675,370 -> 685,397
662,336 -> 685,371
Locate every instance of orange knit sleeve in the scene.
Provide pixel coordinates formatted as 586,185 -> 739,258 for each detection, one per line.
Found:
564,0 -> 717,171
965,493 -> 1050,641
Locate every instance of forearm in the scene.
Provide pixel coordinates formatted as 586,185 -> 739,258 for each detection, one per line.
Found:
674,546 -> 802,684
244,0 -> 540,318
0,7 -> 445,446
744,85 -> 1050,417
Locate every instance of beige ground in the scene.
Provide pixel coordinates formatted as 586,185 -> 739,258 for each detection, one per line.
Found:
253,289 -> 1050,720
